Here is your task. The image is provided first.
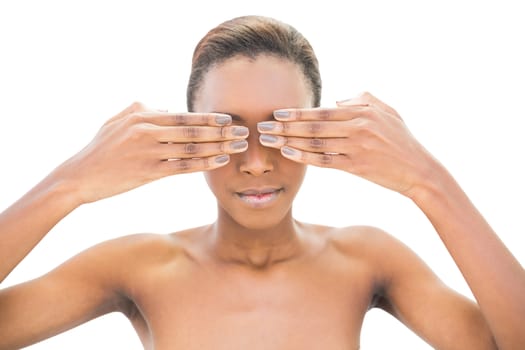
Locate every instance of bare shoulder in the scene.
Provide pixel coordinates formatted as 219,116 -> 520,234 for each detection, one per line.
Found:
326,225 -> 410,260
82,226 -> 206,270
323,225 -> 433,288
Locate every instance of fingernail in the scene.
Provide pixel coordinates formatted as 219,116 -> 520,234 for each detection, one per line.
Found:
215,154 -> 230,164
281,146 -> 297,156
259,134 -> 279,144
232,126 -> 249,137
257,122 -> 275,132
215,114 -> 231,125
274,110 -> 290,119
231,139 -> 248,150
336,98 -> 352,104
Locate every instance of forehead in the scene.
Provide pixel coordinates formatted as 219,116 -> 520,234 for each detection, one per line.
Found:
194,55 -> 312,117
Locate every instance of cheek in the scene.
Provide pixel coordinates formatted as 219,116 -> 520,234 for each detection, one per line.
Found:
204,170 -> 219,193
204,164 -> 232,194
284,161 -> 307,187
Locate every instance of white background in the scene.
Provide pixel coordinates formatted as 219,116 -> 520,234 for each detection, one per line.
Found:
1,0 -> 524,349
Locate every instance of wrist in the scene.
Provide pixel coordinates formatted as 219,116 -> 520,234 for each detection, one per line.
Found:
405,155 -> 458,208
39,164 -> 89,209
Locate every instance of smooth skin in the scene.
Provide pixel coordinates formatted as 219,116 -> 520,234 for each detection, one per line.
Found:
0,55 -> 524,349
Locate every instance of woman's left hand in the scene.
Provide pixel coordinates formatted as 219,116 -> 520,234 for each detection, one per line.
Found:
257,92 -> 438,198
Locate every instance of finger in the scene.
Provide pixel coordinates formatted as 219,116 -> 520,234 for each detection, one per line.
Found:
158,154 -> 231,175
152,124 -> 249,142
137,112 -> 233,127
273,107 -> 366,121
280,146 -> 349,169
257,120 -> 351,138
337,92 -> 400,118
105,101 -> 149,125
259,134 -> 287,149
158,139 -> 248,159
260,135 -> 347,154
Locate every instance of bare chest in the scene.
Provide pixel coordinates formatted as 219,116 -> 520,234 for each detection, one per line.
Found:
128,259 -> 376,350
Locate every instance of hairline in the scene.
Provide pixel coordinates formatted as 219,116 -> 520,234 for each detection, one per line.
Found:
191,53 -> 316,112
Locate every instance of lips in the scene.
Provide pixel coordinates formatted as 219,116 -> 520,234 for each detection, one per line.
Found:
235,187 -> 283,206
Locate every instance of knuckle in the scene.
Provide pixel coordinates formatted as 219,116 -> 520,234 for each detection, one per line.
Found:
202,157 -> 211,169
318,108 -> 331,120
172,113 -> 188,125
183,126 -> 200,139
220,126 -> 227,138
219,141 -> 227,153
359,91 -> 373,99
129,101 -> 146,112
128,112 -> 145,125
174,159 -> 191,172
308,122 -> 323,135
281,122 -> 289,134
184,143 -> 199,154
309,138 -> 326,149
319,153 -> 333,165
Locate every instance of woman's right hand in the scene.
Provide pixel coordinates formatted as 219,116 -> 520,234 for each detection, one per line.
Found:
57,102 -> 248,204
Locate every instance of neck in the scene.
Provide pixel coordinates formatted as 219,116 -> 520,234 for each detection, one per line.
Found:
207,209 -> 304,269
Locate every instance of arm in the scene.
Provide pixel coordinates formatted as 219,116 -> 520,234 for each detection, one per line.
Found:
0,102 -> 248,347
408,160 -> 525,349
0,238 -> 132,350
0,170 -> 79,283
1,102 -> 246,281
364,227 -> 497,349
258,92 -> 525,348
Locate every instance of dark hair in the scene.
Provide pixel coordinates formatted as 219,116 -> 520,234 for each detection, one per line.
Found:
186,15 -> 321,111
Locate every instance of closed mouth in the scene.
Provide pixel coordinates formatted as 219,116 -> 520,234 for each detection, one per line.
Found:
235,188 -> 284,206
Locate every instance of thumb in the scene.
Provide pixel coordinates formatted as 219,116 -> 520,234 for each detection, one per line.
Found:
336,96 -> 369,108
336,98 -> 356,107
337,92 -> 402,120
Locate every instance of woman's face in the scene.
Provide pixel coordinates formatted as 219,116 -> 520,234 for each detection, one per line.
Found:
194,55 -> 313,230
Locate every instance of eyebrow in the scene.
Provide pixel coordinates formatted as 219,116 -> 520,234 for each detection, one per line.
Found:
212,111 -> 275,123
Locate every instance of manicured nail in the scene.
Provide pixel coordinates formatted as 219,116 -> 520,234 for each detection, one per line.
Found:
232,126 -> 249,137
336,98 -> 352,104
231,139 -> 248,150
274,110 -> 291,119
215,154 -> 230,164
257,122 -> 275,132
281,146 -> 297,157
215,114 -> 232,125
259,134 -> 279,144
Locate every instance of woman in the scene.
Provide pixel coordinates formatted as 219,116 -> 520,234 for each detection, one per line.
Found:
0,15 -> 523,349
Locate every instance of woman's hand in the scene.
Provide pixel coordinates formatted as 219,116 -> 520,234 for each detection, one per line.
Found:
58,102 -> 248,203
258,92 -> 437,197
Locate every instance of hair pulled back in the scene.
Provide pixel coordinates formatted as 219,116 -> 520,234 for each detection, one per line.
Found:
186,16 -> 321,111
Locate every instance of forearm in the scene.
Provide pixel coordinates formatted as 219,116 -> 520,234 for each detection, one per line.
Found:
0,168 -> 82,283
411,161 -> 525,349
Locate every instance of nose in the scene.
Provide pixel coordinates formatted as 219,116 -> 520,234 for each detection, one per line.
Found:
239,131 -> 274,176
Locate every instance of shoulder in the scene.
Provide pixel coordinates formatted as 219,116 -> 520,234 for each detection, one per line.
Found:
69,227 -> 207,284
327,225 -> 406,258
325,225 -> 431,282
324,225 -> 443,307
83,228 -> 203,267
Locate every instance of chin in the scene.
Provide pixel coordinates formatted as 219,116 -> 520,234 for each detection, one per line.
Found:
220,206 -> 293,232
